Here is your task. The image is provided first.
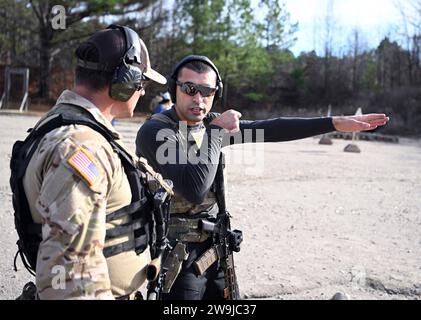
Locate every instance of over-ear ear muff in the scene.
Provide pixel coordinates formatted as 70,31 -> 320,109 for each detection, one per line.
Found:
109,60 -> 144,102
107,24 -> 144,102
168,55 -> 223,106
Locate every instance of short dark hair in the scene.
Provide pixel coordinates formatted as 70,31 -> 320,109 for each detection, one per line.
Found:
177,60 -> 215,82
74,41 -> 114,90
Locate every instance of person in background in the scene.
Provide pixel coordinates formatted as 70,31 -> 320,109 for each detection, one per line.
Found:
152,91 -> 172,114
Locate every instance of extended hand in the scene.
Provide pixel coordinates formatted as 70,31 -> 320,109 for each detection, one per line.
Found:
332,114 -> 389,132
210,109 -> 242,133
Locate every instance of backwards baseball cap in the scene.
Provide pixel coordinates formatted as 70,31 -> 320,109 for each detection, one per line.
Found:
76,25 -> 166,85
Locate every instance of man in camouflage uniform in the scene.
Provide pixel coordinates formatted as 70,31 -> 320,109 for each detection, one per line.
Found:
21,26 -> 168,299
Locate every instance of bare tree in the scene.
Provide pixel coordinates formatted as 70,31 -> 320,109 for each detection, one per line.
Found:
322,0 -> 335,100
395,0 -> 421,85
28,0 -> 161,99
350,28 -> 361,93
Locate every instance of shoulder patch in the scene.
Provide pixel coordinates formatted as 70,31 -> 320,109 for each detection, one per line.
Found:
67,148 -> 101,186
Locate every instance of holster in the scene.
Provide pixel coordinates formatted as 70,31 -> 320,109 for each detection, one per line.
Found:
162,242 -> 189,293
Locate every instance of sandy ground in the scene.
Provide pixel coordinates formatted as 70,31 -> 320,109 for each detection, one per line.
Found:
0,111 -> 420,300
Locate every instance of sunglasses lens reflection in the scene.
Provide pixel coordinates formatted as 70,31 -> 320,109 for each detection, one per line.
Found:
178,81 -> 216,97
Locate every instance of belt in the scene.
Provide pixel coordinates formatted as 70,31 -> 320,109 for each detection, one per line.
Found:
169,199 -> 217,215
167,217 -> 210,243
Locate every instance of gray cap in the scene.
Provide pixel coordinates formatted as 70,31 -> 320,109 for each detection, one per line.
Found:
76,27 -> 166,85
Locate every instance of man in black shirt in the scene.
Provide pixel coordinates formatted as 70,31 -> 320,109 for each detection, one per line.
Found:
136,55 -> 389,300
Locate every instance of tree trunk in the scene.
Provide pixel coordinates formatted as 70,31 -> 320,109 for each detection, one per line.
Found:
352,30 -> 359,93
38,25 -> 52,99
222,72 -> 228,110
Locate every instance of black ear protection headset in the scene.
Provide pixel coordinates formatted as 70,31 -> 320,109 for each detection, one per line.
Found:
168,55 -> 223,106
77,24 -> 144,102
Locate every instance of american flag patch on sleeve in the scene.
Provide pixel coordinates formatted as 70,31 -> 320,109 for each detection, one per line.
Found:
67,148 -> 101,186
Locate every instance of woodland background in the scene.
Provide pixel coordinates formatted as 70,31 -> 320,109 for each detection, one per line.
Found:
1,0 -> 421,136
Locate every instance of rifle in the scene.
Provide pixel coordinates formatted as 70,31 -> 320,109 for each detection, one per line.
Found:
199,216 -> 242,299
146,180 -> 172,300
212,152 -> 243,300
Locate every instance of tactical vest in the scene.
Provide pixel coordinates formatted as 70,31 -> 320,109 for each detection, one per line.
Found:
149,112 -> 220,218
10,104 -> 172,276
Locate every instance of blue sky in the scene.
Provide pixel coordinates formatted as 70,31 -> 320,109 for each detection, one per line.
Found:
277,0 -> 402,56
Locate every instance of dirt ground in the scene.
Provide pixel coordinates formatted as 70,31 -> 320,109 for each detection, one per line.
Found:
0,111 -> 420,300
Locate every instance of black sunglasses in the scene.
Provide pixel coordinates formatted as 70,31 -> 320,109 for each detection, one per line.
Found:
176,81 -> 217,97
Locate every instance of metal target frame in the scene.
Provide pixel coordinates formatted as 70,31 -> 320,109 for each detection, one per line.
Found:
0,66 -> 30,112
